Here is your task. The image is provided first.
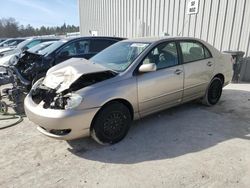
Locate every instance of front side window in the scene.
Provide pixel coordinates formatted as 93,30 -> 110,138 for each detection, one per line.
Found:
180,41 -> 211,63
91,42 -> 150,72
77,40 -> 90,54
142,42 -> 179,70
59,42 -> 77,56
58,40 -> 90,57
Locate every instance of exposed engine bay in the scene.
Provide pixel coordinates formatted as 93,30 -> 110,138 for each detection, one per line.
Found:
14,51 -> 51,82
31,71 -> 117,109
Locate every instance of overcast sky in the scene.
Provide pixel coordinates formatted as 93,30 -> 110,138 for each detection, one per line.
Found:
0,0 -> 79,28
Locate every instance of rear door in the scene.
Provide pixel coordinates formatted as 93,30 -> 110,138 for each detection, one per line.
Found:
178,40 -> 214,102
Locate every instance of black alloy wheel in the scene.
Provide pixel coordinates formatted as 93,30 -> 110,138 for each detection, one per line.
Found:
206,78 -> 223,105
91,102 -> 131,145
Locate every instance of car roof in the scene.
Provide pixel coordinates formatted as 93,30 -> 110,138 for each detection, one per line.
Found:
124,36 -> 203,43
65,36 -> 126,42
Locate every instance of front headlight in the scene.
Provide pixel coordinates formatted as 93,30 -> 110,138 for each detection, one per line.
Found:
65,94 -> 83,109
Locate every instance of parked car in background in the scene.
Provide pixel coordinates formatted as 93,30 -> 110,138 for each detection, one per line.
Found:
25,37 -> 232,144
0,41 -> 56,68
26,41 -> 56,54
0,37 -> 60,58
0,38 -> 25,48
0,37 -> 60,66
13,36 -> 125,87
0,38 -> 26,57
0,38 -> 8,43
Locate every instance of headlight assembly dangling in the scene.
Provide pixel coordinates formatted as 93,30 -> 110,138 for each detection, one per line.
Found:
65,93 -> 83,109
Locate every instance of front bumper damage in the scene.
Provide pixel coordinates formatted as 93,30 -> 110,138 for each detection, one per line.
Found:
24,59 -> 117,140
24,95 -> 100,140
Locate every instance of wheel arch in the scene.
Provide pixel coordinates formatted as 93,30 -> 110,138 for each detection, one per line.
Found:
213,73 -> 225,85
90,98 -> 134,131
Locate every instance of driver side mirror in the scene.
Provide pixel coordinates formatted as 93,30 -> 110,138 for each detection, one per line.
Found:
139,63 -> 157,73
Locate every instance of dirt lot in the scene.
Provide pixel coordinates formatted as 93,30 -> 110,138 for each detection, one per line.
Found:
0,83 -> 250,188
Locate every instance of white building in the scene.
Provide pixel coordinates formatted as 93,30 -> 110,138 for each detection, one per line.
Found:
79,0 -> 250,57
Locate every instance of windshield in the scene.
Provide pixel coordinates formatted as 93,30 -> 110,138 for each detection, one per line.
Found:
91,41 -> 150,72
39,40 -> 67,55
0,39 -> 15,47
16,39 -> 33,49
28,42 -> 54,54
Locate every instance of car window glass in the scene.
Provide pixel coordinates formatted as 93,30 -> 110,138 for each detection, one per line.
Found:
142,42 -> 178,70
59,42 -> 77,56
26,40 -> 41,49
77,40 -> 90,54
180,42 -> 205,63
91,42 -> 150,72
89,39 -> 116,53
204,46 -> 212,58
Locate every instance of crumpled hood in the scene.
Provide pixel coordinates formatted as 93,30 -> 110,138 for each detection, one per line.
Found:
43,58 -> 110,93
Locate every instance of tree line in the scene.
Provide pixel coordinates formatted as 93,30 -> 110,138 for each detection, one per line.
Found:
0,17 -> 79,38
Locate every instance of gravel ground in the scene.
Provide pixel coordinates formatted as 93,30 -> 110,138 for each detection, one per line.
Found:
0,83 -> 250,188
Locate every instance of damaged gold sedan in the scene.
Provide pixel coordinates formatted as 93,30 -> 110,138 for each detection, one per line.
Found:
25,37 -> 232,144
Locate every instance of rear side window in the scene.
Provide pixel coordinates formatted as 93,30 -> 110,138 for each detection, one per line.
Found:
180,41 -> 211,63
89,39 -> 116,53
204,46 -> 212,58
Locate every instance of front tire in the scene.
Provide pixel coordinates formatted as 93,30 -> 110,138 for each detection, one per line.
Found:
202,77 -> 223,106
91,102 -> 131,145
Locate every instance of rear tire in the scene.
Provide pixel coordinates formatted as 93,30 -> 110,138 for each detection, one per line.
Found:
91,102 -> 131,145
202,77 -> 223,106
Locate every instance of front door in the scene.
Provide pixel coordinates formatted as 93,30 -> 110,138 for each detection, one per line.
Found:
137,41 -> 184,117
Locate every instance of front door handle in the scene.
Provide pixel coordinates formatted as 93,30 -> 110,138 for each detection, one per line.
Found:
175,69 -> 182,75
207,61 -> 213,67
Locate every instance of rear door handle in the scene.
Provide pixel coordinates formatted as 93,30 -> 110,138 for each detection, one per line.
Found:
207,61 -> 213,67
175,69 -> 182,75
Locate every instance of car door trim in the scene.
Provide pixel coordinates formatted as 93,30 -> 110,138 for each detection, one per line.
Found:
184,81 -> 209,90
141,89 -> 183,103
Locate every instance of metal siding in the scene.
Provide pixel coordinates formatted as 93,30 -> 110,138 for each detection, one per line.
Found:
183,1 -> 190,37
79,0 -> 250,56
194,0 -> 204,38
207,0 -> 219,45
178,0 -> 185,36
222,0 -> 235,51
240,0 -> 250,56
173,0 -> 179,36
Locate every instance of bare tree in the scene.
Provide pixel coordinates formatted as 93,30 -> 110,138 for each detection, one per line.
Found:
0,17 -> 79,38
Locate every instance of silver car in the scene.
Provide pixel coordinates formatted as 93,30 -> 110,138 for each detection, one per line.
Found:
25,37 -> 232,144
